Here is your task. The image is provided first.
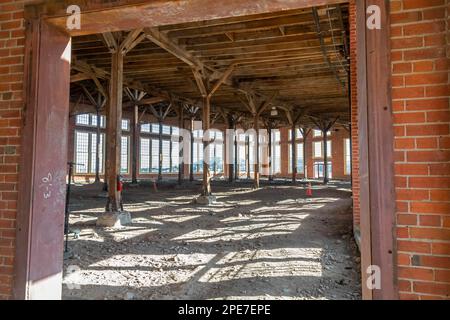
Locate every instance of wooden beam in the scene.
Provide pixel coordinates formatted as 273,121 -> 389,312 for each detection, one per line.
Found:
208,64 -> 236,98
311,7 -> 345,89
72,59 -> 199,107
40,0 -> 348,36
145,27 -> 205,69
70,73 -> 91,83
119,28 -> 144,54
192,68 -> 208,97
101,32 -> 118,53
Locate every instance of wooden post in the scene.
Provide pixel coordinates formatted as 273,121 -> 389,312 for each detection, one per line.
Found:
234,123 -> 238,180
291,124 -> 297,183
323,128 -> 329,184
268,125 -> 273,181
106,50 -> 123,212
178,105 -> 184,184
246,135 -> 250,179
131,104 -> 139,184
202,96 -> 211,195
158,120 -> 163,181
190,117 -> 195,182
301,128 -> 310,180
95,106 -> 101,183
228,116 -> 234,183
15,19 -> 71,300
253,114 -> 260,189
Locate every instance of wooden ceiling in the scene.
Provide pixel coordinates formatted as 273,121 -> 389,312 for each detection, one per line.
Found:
70,3 -> 350,128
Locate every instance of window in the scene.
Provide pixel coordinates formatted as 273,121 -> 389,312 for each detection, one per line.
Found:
121,136 -> 129,173
76,114 -> 90,126
288,143 -> 304,174
76,113 -> 106,128
209,130 -> 224,174
237,134 -> 247,173
75,131 -> 89,173
326,140 -> 332,158
171,141 -> 180,172
91,114 -> 105,128
297,143 -> 304,173
151,139 -> 159,173
140,138 -> 151,173
313,141 -> 322,158
193,142 -> 203,173
140,124 -> 182,174
194,130 -> 203,138
122,119 -> 130,131
141,123 -> 151,133
162,140 -> 170,172
74,131 -> 105,174
151,123 -> 160,133
313,141 -> 331,159
314,162 -> 333,179
248,134 -> 255,173
344,138 -> 351,175
162,125 -> 171,135
288,128 -> 300,140
313,129 -> 322,137
90,133 -> 104,174
272,130 -> 281,174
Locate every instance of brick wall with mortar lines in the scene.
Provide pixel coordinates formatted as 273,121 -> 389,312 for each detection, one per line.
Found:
349,0 -> 360,227
391,0 -> 450,299
0,0 -> 448,300
0,0 -> 35,300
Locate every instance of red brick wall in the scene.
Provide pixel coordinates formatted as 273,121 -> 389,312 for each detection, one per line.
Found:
349,0 -> 360,226
0,0 -> 31,300
0,0 -> 448,301
391,0 -> 450,299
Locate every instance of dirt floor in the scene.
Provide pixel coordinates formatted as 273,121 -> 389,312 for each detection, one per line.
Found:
62,179 -> 361,300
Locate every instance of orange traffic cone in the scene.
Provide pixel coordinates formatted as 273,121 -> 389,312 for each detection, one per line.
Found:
306,182 -> 313,197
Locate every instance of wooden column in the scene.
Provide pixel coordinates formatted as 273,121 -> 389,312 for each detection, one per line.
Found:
246,135 -> 250,179
158,121 -> 163,181
106,50 -> 123,212
227,116 -> 235,183
178,105 -> 184,184
131,104 -> 139,184
323,128 -> 329,184
291,124 -> 297,183
234,123 -> 238,180
357,0 -> 396,300
202,96 -> 211,195
95,106 -> 101,183
268,125 -> 273,181
190,117 -> 195,182
15,19 -> 71,300
253,114 -> 260,189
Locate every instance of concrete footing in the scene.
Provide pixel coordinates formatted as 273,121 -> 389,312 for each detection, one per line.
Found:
96,211 -> 132,228
193,195 -> 217,205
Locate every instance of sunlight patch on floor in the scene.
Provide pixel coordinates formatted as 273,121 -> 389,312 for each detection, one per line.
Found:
200,248 -> 323,283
